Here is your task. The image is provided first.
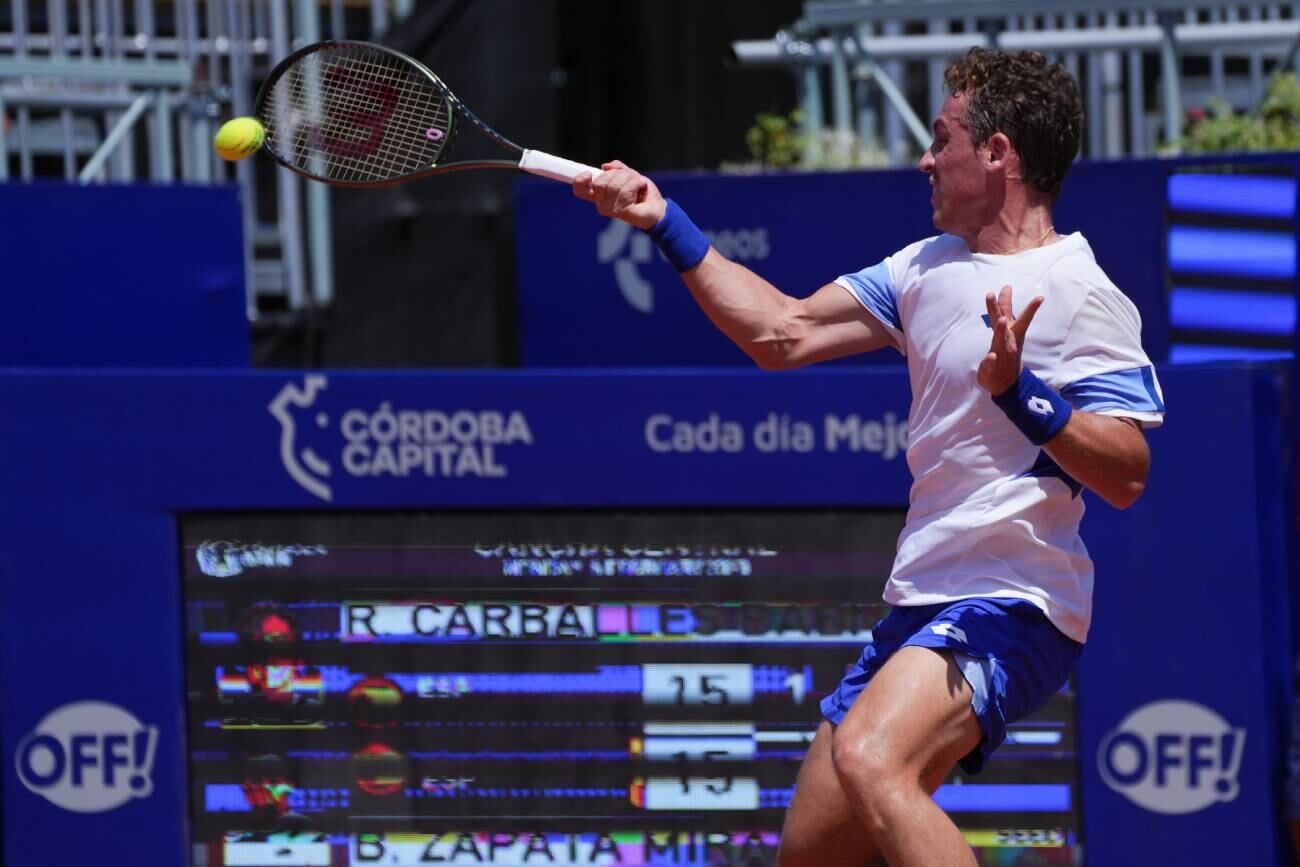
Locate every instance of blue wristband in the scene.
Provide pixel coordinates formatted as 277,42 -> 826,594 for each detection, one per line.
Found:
992,367 -> 1073,445
646,199 -> 710,272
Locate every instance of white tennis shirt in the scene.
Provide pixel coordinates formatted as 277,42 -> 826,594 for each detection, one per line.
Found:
837,232 -> 1164,643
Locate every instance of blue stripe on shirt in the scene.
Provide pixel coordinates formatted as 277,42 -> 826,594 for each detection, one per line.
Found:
1062,366 -> 1165,413
1018,450 -> 1083,498
839,261 -> 902,332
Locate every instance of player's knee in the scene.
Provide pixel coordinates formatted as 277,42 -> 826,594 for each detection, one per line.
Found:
833,730 -> 920,839
830,728 -> 906,805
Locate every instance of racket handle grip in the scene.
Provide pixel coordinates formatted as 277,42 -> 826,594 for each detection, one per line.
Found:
519,149 -> 603,183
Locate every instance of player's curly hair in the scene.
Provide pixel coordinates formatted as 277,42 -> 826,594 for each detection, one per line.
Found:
944,47 -> 1082,200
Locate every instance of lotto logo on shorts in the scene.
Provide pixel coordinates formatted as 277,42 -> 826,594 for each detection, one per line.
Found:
14,701 -> 159,813
1097,699 -> 1244,814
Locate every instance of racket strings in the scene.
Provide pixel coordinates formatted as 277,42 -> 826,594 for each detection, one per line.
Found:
310,49 -> 447,181
261,44 -> 453,183
318,51 -> 448,181
310,50 -> 446,181
305,59 -> 425,182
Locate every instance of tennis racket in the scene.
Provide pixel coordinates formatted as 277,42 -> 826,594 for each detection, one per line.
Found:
252,40 -> 602,188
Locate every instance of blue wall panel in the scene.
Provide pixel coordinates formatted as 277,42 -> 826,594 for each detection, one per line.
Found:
1081,363 -> 1289,866
515,158 -> 1170,367
0,364 -> 1288,866
515,169 -> 932,367
0,183 -> 249,367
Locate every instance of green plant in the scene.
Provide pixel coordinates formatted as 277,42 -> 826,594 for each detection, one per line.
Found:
1178,72 -> 1300,154
744,110 -> 806,169
733,110 -> 892,172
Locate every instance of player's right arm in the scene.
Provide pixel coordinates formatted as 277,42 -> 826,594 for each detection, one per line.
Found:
573,161 -> 896,369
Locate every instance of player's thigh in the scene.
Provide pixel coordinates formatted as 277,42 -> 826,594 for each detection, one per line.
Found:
777,720 -> 882,867
833,645 -> 983,788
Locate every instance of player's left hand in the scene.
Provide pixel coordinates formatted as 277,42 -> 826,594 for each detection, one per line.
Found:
978,285 -> 1044,394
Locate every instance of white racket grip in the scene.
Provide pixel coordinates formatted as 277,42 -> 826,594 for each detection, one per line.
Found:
519,149 -> 603,183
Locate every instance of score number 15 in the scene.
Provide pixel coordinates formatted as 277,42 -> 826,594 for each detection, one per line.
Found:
641,664 -> 753,706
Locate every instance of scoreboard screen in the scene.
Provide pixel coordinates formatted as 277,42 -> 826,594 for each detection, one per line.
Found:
181,510 -> 1081,866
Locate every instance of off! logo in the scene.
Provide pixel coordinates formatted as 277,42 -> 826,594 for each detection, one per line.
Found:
1098,699 -> 1245,814
14,701 -> 159,812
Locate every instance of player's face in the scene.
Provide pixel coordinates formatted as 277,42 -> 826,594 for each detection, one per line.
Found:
918,92 -> 990,236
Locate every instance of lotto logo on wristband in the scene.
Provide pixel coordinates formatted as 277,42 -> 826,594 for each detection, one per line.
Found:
15,701 -> 159,813
1027,397 -> 1055,416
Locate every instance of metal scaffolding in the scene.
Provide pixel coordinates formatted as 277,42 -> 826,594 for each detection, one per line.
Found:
731,0 -> 1300,164
0,0 -> 413,320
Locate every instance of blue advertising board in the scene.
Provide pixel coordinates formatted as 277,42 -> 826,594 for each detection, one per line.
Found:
0,363 -> 1289,865
0,183 -> 249,367
513,159 -> 1171,368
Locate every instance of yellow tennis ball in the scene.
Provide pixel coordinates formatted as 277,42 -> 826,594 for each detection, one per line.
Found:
214,117 -> 265,161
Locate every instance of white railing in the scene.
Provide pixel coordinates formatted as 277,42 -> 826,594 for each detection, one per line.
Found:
731,0 -> 1300,165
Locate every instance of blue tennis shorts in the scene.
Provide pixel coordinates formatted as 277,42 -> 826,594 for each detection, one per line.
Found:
819,597 -> 1083,774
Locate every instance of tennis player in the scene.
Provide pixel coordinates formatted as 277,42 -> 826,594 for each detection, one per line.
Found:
574,47 -> 1162,867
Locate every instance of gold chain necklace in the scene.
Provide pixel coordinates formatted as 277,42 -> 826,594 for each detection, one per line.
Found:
1018,224 -> 1056,252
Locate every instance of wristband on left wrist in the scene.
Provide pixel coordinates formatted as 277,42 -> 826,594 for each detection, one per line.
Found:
645,199 -> 710,273
991,367 -> 1073,445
